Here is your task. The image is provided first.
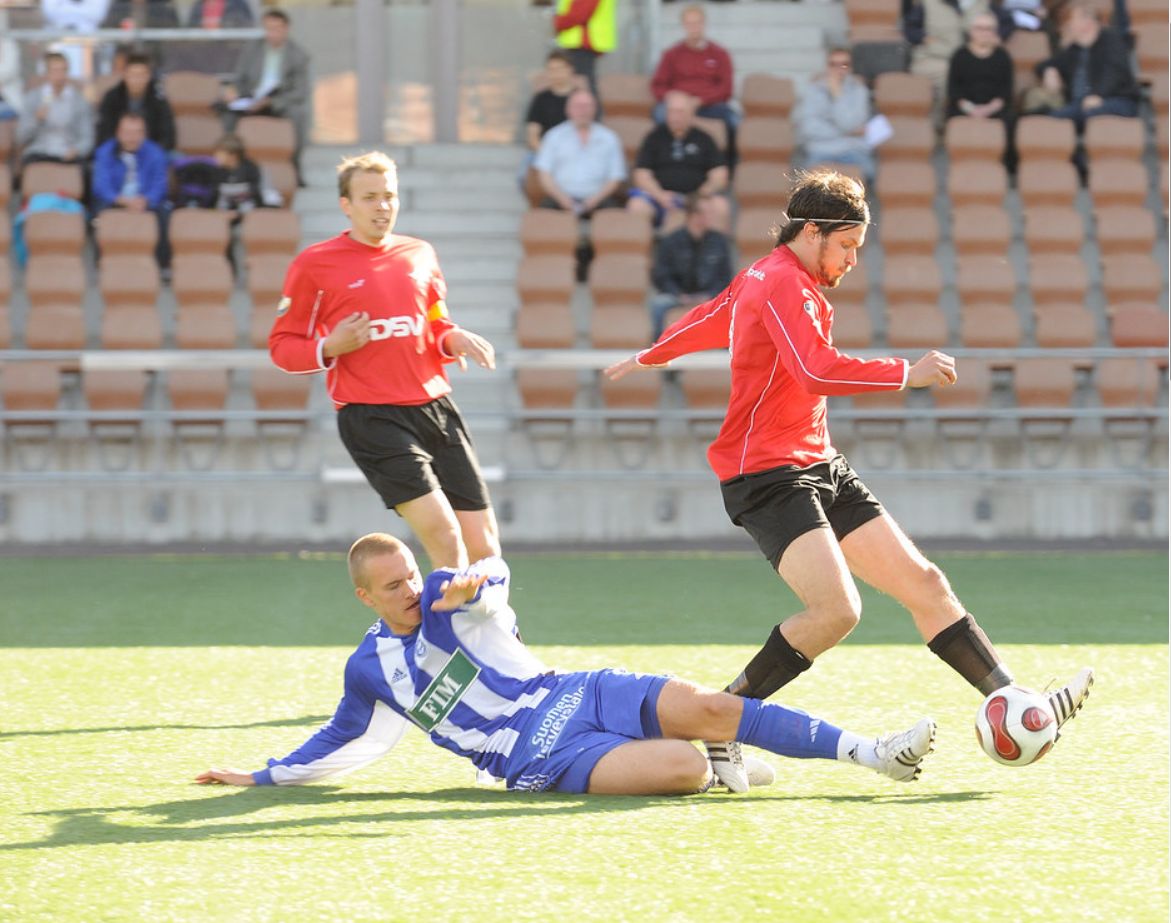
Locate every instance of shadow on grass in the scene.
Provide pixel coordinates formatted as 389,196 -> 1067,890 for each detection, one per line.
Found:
0,714 -> 334,741
3,787 -> 994,853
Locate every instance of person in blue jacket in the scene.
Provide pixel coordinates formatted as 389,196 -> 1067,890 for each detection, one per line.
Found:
91,111 -> 171,268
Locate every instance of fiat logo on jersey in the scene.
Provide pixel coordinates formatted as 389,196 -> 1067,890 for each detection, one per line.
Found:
368,315 -> 425,340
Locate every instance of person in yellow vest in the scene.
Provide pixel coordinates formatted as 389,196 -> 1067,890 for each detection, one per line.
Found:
553,0 -> 616,97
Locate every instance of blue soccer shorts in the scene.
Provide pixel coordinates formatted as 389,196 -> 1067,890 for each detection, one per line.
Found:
503,669 -> 669,793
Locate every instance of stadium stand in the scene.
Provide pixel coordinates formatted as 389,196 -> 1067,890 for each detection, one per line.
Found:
602,115 -> 653,167
24,256 -> 87,349
945,161 -> 1006,207
519,209 -> 577,257
882,254 -> 943,305
1093,204 -> 1158,256
1087,159 -> 1152,207
1015,116 -> 1077,164
516,254 -> 576,303
95,209 -> 158,257
883,116 -> 935,161
23,210 -> 86,257
597,73 -> 654,118
1109,304 -> 1170,348
175,113 -> 222,156
591,210 -> 653,257
955,254 -> 1018,304
959,302 -> 1022,348
245,254 -> 288,347
886,302 -> 949,348
943,116 -> 1005,163
99,255 -> 163,350
732,162 -> 789,209
1028,254 -> 1090,306
590,304 -> 651,349
1016,160 -> 1079,208
21,162 -> 84,201
588,253 -> 650,306
1084,115 -> 1146,161
1022,205 -> 1084,255
740,73 -> 795,119
515,301 -> 575,349
876,161 -> 936,208
163,71 -> 221,115
873,72 -> 933,119
1034,303 -> 1098,348
878,206 -> 938,255
737,117 -> 795,164
241,209 -> 301,256
172,254 -> 236,348
950,203 -> 1012,255
170,208 -> 233,256
734,207 -> 779,264
1101,254 -> 1166,305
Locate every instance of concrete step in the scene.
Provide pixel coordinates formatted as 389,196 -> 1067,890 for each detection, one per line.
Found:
659,23 -> 824,52
438,255 -> 521,285
408,186 -> 527,213
665,0 -> 846,31
393,212 -> 520,239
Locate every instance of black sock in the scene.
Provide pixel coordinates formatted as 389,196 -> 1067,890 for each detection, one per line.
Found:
724,625 -> 812,700
927,613 -> 1014,695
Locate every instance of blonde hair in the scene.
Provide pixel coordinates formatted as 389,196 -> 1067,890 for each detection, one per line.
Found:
347,532 -> 408,588
337,151 -> 397,200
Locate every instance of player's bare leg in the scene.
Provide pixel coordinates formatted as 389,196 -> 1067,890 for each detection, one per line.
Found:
587,739 -> 712,795
454,506 -> 502,564
775,527 -> 865,658
396,490 -> 467,570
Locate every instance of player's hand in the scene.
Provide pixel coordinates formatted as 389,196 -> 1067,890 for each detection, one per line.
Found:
195,769 -> 256,786
431,574 -> 489,611
322,311 -> 371,358
446,329 -> 496,371
907,350 -> 957,389
604,355 -> 667,381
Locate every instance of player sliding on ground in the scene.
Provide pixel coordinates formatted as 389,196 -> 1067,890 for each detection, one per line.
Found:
605,168 -> 1093,791
197,534 -> 935,795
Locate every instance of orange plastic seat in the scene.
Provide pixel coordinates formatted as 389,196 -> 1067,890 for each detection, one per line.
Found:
588,253 -> 650,306
1109,303 -> 1169,347
1016,160 -> 1079,208
516,369 -> 578,411
882,254 -> 943,304
740,74 -> 796,119
886,302 -> 948,348
1015,115 -> 1076,163
599,373 -> 662,410
516,254 -> 575,304
1087,158 -> 1151,208
1034,303 -> 1097,347
603,116 -> 655,166
1101,254 -> 1164,304
944,116 -> 1005,162
874,72 -> 933,118
1096,357 -> 1161,407
101,304 -> 164,349
1093,205 -> 1157,256
732,162 -> 790,210
519,209 -> 578,257
164,71 -> 220,115
959,303 -> 1022,347
241,208 -> 301,256
21,161 -> 84,200
590,303 -> 651,348
515,301 -> 575,349
679,368 -> 731,409
883,116 -> 935,160
956,253 -> 1018,305
1084,115 -> 1146,161
878,206 -> 938,256
175,113 -> 223,156
591,210 -> 653,257
23,210 -> 85,256
1022,205 -> 1084,255
738,117 -> 795,163
735,207 -> 780,263
1028,254 -> 1089,306
597,73 -> 653,118
170,208 -> 232,255
95,209 -> 157,256
946,161 -> 1007,207
1013,358 -> 1077,409
236,116 -> 295,162
950,203 -> 1012,255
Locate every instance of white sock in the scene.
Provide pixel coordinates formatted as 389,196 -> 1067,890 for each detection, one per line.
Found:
836,730 -> 880,770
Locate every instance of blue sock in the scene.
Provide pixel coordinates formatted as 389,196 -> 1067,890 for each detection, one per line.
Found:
735,698 -> 842,761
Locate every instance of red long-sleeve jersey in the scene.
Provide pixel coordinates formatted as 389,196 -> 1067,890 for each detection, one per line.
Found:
268,232 -> 459,409
651,40 -> 734,106
637,246 -> 907,480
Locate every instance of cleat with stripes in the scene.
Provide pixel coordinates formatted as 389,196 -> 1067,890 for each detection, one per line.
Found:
874,717 -> 936,782
1047,667 -> 1094,731
704,739 -> 749,793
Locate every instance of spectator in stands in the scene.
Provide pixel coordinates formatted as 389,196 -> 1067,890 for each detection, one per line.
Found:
524,50 -> 579,154
18,51 -> 93,164
212,133 -> 265,219
41,0 -> 110,77
220,8 -> 311,182
649,194 -> 733,339
552,0 -> 616,97
627,90 -> 729,233
794,47 -> 876,181
96,52 -> 176,152
1034,0 -> 1139,124
101,0 -> 180,28
186,0 -> 254,28
650,4 -> 738,165
946,12 -> 1014,120
91,112 -> 171,267
533,88 -> 625,216
904,0 -> 992,105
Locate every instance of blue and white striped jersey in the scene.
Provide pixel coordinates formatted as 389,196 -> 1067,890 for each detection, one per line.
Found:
253,557 -> 563,786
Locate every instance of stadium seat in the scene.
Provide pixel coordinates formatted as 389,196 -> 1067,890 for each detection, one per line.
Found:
252,367 -> 312,416
21,161 -> 84,201
1087,158 -> 1151,207
1,361 -> 62,418
740,73 -> 796,119
844,0 -> 898,28
591,210 -> 653,257
168,368 -> 231,420
830,302 -> 873,347
519,209 -> 578,257
604,115 -> 654,166
164,71 -> 220,115
693,116 -> 727,152
1109,303 -> 1169,347
261,161 -> 298,206
241,208 -> 301,256
100,255 -> 162,349
882,116 -> 935,161
1033,303 -> 1097,348
959,302 -> 1022,348
1084,115 -> 1146,161
875,161 -> 936,208
1101,254 -> 1165,305
886,302 -> 949,348
599,372 -> 663,411
0,303 -> 9,349
943,116 -> 1005,162
956,254 -> 1017,304
22,210 -> 85,257
1093,204 -> 1157,256
246,254 -> 288,347
94,209 -> 157,257
1006,29 -> 1049,91
735,207 -> 780,263
1022,205 -> 1084,255
732,161 -> 789,209
932,358 -> 992,410
590,303 -> 651,349
172,253 -> 233,303
0,259 -> 10,303
950,203 -> 1012,255
588,253 -> 649,306
1015,115 -> 1076,163
24,256 -> 86,349
516,301 -> 575,349
0,120 -> 14,162
881,254 -> 943,304
83,369 -> 150,424
1028,253 -> 1089,306
0,163 -> 12,210
175,303 -> 237,348
679,368 -> 731,409
1013,357 -> 1077,409
873,72 -> 933,118
945,161 -> 1006,207
236,116 -> 295,163
737,117 -> 795,163
1134,22 -> 1169,78
1096,357 -> 1161,407
175,114 -> 222,156
597,73 -> 654,118
170,208 -> 232,256
1128,0 -> 1168,25
1016,160 -> 1079,208
515,368 -> 578,413
516,254 -> 575,304
877,206 -> 938,255
172,254 -> 236,347
101,304 -> 164,350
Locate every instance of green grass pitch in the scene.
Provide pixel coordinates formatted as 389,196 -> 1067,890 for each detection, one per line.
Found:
1,550 -> 1166,922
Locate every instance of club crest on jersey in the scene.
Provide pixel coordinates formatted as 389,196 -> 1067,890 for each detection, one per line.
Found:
276,296 -> 291,316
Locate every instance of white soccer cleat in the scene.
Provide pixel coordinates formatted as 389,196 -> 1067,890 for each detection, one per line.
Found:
705,739 -> 750,793
1047,667 -> 1094,730
743,754 -> 776,788
874,717 -> 936,782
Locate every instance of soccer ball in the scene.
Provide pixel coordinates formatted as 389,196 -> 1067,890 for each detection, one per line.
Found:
975,685 -> 1057,766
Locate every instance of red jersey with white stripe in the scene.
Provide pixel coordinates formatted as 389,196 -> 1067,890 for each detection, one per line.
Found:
268,232 -> 459,408
637,245 -> 907,480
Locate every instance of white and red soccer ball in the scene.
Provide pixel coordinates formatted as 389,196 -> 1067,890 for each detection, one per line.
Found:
975,685 -> 1058,766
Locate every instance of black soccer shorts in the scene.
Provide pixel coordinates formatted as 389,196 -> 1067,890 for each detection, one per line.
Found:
720,454 -> 885,570
337,397 -> 491,512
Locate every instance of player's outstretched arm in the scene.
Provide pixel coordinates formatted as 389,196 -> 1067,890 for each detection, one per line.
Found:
195,768 -> 256,786
444,329 -> 496,372
604,354 -> 668,381
431,574 -> 489,612
907,350 -> 958,389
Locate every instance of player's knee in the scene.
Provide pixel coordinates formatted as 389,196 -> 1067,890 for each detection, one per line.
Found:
915,562 -> 953,605
815,595 -> 862,639
665,745 -> 711,793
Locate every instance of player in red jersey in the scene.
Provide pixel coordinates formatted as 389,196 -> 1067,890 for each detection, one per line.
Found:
269,151 -> 500,570
606,169 -> 1093,789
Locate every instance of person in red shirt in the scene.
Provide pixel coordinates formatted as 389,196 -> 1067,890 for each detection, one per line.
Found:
651,4 -> 738,165
269,151 -> 500,571
606,169 -> 1093,791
